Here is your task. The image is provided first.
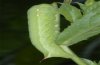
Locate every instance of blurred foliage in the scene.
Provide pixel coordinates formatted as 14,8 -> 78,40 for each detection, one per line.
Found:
0,0 -> 100,65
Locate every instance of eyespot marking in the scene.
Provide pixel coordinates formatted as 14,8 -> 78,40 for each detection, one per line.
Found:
37,9 -> 39,11
55,24 -> 59,28
55,14 -> 58,19
36,9 -> 39,16
37,14 -> 39,16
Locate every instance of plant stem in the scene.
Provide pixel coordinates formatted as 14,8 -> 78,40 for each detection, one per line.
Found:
60,45 -> 87,65
71,54 -> 87,65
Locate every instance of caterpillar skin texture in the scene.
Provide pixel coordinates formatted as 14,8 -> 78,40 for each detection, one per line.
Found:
27,4 -> 69,58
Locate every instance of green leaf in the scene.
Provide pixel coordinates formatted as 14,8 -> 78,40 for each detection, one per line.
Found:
78,1 -> 100,14
85,0 -> 95,6
77,3 -> 87,14
56,6 -> 100,46
98,61 -> 100,65
59,3 -> 82,22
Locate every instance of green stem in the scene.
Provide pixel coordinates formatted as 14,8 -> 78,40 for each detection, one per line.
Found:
71,54 -> 87,65
60,45 -> 87,65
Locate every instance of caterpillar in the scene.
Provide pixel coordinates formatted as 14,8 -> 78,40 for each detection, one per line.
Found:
27,3 -> 70,58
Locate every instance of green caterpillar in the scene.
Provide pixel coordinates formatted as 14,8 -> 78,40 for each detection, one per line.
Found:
27,3 -> 70,58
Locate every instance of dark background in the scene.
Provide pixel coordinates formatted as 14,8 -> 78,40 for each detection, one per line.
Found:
0,0 -> 100,65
